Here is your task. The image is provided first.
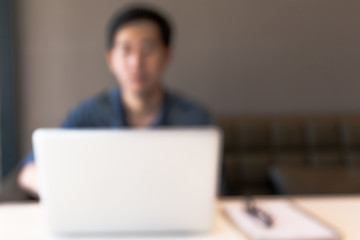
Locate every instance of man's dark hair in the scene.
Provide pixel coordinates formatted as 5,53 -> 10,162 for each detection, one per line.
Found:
106,5 -> 172,51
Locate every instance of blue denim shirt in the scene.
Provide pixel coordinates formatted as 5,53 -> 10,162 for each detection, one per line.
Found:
23,88 -> 213,165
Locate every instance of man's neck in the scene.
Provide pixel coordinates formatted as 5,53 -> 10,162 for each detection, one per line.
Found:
121,86 -> 164,127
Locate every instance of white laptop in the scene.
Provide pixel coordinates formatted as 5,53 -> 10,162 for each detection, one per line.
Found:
33,127 -> 222,235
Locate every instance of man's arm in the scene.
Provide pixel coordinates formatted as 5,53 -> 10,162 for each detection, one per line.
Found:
17,162 -> 39,197
17,100 -> 94,198
16,95 -> 95,197
17,89 -> 115,197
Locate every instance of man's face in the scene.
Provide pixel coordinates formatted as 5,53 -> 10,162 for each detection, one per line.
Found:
107,20 -> 170,96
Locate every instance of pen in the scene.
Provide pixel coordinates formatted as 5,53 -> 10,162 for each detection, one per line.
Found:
244,196 -> 274,228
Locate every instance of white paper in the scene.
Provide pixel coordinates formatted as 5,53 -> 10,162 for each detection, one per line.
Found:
224,200 -> 340,240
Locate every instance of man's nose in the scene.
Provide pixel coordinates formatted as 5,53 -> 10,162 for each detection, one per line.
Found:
128,52 -> 144,71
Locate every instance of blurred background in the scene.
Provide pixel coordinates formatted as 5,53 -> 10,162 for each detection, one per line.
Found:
1,0 -> 360,198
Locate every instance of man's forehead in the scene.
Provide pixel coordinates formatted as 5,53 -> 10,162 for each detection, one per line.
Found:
114,20 -> 162,43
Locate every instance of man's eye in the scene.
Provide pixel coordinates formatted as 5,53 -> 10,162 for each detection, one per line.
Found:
142,44 -> 156,56
121,46 -> 131,55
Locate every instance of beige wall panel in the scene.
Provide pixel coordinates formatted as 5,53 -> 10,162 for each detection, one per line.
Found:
15,0 -> 360,159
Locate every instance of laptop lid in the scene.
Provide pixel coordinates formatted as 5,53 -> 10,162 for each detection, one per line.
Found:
33,127 -> 222,235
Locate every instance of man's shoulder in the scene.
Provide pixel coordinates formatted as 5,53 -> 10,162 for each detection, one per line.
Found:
62,88 -> 118,127
73,89 -> 117,116
166,91 -> 213,125
81,88 -> 116,109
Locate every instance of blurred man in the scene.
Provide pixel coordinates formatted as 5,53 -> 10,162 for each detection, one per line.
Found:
18,5 -> 212,196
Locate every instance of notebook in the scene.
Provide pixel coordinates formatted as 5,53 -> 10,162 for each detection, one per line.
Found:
224,199 -> 340,240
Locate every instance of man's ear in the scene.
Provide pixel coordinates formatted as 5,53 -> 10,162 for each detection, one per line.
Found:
163,48 -> 172,66
105,50 -> 114,72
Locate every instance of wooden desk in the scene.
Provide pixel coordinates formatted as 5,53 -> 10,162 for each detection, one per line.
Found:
0,196 -> 359,240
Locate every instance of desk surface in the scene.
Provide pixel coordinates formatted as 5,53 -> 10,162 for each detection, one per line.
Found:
0,196 -> 359,240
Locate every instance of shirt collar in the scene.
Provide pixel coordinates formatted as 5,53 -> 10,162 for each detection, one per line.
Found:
110,88 -> 170,127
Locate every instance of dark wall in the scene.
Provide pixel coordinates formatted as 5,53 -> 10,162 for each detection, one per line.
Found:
0,0 -> 17,177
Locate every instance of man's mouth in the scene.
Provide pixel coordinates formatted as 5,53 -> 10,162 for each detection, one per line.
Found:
132,75 -> 146,84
